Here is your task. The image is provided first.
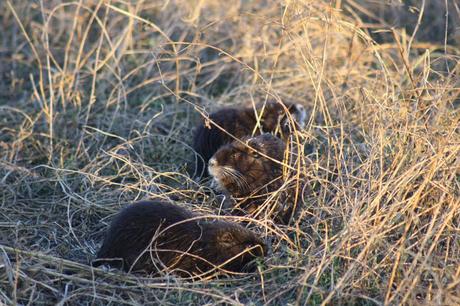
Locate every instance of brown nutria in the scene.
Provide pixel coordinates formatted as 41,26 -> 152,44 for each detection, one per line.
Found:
93,201 -> 266,277
192,100 -> 306,178
208,133 -> 299,224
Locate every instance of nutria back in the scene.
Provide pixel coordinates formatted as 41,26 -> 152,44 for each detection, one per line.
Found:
94,201 -> 266,277
192,101 -> 306,178
208,133 -> 298,224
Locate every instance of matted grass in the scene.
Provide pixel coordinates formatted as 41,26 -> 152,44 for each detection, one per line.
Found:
0,0 -> 459,305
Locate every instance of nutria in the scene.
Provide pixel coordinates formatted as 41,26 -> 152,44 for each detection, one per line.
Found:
208,133 -> 299,224
93,201 -> 266,277
192,100 -> 306,178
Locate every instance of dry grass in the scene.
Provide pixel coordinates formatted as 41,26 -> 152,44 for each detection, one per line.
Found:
0,0 -> 459,305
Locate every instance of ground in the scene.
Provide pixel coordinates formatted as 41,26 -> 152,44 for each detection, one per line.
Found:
0,0 -> 459,305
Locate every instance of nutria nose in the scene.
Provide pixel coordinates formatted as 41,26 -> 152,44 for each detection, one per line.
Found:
294,103 -> 305,112
248,242 -> 267,257
209,158 -> 217,167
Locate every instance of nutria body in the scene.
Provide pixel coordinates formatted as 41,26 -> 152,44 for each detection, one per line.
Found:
93,201 -> 266,277
208,133 -> 297,224
192,101 -> 306,178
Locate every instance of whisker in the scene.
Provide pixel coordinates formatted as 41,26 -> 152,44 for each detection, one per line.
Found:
225,167 -> 251,191
222,167 -> 250,193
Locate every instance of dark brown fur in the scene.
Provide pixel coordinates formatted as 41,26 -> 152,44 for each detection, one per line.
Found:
192,100 -> 306,178
208,133 -> 297,224
93,201 -> 266,277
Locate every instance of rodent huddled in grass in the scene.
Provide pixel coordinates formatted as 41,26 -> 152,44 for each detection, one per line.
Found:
192,100 -> 306,178
208,133 -> 302,224
94,201 -> 266,277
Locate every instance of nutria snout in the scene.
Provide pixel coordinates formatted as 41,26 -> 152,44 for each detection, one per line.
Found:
192,100 -> 306,178
93,201 -> 266,277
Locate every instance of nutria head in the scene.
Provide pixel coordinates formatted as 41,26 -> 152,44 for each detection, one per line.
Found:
195,220 -> 267,273
208,134 -> 286,212
94,201 -> 266,277
256,101 -> 307,136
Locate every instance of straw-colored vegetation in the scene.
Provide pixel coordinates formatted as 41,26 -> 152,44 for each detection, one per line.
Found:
1,0 -> 459,305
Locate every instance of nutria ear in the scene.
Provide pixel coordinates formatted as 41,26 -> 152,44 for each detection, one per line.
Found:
219,232 -> 234,244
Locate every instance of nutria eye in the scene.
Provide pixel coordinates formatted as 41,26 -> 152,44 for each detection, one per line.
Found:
251,151 -> 260,158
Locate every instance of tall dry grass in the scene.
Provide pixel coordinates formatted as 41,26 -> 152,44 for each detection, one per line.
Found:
0,0 -> 459,305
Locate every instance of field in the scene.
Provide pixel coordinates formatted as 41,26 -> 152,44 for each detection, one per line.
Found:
0,0 -> 459,305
